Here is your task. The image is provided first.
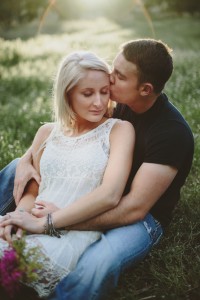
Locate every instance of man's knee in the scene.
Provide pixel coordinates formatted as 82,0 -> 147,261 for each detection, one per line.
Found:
78,235 -> 118,278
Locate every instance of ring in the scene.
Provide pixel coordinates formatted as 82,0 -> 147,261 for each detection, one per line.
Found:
19,209 -> 24,212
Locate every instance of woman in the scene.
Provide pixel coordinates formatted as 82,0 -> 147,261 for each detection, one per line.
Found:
0,51 -> 135,297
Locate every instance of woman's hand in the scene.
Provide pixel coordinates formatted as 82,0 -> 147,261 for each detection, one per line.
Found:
31,201 -> 59,218
0,211 -> 45,235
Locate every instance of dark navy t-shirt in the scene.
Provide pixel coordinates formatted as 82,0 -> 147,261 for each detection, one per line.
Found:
113,93 -> 194,228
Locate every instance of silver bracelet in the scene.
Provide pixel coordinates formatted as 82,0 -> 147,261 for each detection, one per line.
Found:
44,213 -> 62,238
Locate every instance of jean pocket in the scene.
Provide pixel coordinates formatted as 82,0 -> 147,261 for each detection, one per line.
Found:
153,220 -> 163,246
143,218 -> 163,246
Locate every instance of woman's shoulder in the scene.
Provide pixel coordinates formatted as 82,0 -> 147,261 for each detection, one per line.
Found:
37,122 -> 55,135
32,122 -> 55,149
108,119 -> 135,153
111,119 -> 135,134
108,119 -> 135,146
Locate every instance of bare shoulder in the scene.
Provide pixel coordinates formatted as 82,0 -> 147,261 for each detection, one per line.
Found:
37,122 -> 55,136
111,120 -> 135,137
109,120 -> 135,150
32,122 -> 55,150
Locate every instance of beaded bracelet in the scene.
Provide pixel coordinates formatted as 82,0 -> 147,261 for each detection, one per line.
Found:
44,213 -> 62,238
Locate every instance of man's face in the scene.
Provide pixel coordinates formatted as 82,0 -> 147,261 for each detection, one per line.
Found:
110,52 -> 141,107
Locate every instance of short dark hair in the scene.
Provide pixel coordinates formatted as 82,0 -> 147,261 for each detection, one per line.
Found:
121,39 -> 173,93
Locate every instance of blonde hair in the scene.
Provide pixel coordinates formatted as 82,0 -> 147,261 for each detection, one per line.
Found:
53,51 -> 111,129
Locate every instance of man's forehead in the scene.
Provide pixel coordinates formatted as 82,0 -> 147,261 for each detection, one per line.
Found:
113,52 -> 137,74
113,52 -> 124,66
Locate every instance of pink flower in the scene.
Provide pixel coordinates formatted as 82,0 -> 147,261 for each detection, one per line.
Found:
0,235 -> 42,298
0,248 -> 22,298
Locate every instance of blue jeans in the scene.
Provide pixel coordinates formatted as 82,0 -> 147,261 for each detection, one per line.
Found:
49,214 -> 163,300
0,159 -> 18,215
0,159 -> 163,300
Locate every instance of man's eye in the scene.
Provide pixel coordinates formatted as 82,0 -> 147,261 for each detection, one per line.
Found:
114,70 -> 124,80
117,73 -> 124,80
101,90 -> 109,95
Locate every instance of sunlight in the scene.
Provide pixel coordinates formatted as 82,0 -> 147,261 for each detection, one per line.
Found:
133,0 -> 155,37
36,0 -> 155,39
77,0 -> 108,8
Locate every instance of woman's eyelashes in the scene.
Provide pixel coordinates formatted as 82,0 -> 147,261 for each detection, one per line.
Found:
83,92 -> 92,97
82,89 -> 109,97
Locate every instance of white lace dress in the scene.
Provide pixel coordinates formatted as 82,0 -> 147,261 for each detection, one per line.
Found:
0,118 -> 118,297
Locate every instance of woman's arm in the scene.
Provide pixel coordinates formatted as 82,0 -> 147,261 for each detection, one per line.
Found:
67,163 -> 177,231
16,180 -> 39,212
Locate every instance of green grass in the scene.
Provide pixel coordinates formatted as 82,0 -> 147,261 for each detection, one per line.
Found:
0,13 -> 200,300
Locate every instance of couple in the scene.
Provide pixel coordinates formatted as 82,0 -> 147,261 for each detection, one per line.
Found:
0,39 -> 194,300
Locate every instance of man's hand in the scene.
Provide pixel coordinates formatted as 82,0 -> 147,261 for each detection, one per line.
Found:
31,201 -> 59,218
13,159 -> 40,205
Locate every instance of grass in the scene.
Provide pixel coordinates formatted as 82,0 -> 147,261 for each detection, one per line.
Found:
0,11 -> 200,300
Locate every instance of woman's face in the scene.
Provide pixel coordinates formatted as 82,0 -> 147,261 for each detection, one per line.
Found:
69,70 -> 110,124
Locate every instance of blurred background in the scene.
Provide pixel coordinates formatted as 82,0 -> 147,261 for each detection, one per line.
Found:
0,0 -> 200,39
0,1 -> 200,299
1,0 -> 200,42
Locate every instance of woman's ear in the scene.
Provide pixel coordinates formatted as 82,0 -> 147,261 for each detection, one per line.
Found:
140,83 -> 153,96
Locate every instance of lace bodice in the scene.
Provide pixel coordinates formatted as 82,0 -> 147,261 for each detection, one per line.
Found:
36,118 -> 118,208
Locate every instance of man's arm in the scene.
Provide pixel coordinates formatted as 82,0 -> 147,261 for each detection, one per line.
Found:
68,163 -> 178,231
13,147 -> 40,205
14,123 -> 55,204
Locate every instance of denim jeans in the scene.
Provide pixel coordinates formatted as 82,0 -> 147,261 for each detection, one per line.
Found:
49,214 -> 163,300
0,159 -> 18,215
0,159 -> 163,300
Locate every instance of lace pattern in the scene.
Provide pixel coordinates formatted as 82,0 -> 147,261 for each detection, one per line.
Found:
25,237 -> 68,297
0,238 -> 67,298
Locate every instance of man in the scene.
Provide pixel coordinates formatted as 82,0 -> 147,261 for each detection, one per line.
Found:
0,39 -> 194,300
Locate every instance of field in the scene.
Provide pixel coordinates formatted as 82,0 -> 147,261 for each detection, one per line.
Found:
0,12 -> 200,300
